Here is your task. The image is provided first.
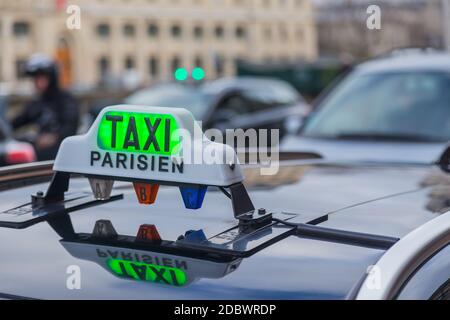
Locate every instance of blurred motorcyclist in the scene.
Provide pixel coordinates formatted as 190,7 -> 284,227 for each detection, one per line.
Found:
12,54 -> 79,161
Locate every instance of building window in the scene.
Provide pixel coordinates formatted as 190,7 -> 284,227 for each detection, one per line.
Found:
214,55 -> 225,77
147,23 -> 159,37
13,22 -> 30,37
171,24 -> 182,38
15,59 -> 26,78
235,26 -> 247,39
123,24 -> 135,37
149,57 -> 159,77
125,56 -> 135,70
193,25 -> 203,39
263,0 -> 271,7
279,25 -> 288,41
296,27 -> 304,41
214,25 -> 225,38
194,56 -> 204,69
171,56 -> 181,73
264,27 -> 272,40
98,56 -> 110,79
96,23 -> 110,38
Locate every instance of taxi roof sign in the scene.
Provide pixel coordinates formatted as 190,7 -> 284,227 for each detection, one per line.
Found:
53,105 -> 243,187
25,105 -> 259,221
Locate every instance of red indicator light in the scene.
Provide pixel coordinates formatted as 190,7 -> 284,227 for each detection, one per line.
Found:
133,183 -> 159,204
5,142 -> 36,164
136,224 -> 162,243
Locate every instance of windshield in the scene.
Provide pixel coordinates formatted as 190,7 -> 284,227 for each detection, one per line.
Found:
124,84 -> 209,119
303,71 -> 450,142
202,78 -> 301,106
240,80 -> 301,105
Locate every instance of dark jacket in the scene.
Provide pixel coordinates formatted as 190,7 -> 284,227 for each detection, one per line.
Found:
12,68 -> 79,160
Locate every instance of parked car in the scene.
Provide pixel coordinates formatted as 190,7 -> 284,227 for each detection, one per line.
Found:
281,50 -> 450,163
124,77 -> 309,138
0,96 -> 36,166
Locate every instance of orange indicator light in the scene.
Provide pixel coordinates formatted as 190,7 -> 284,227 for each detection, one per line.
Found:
133,183 -> 160,204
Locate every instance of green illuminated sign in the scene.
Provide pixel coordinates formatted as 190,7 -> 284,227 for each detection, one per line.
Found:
107,259 -> 187,286
174,68 -> 188,81
97,111 -> 180,155
192,67 -> 205,81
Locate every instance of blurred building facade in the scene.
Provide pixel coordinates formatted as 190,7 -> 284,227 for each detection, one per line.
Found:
0,0 -> 317,91
316,0 -> 447,62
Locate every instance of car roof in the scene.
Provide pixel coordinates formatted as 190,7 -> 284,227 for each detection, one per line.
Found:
0,160 -> 446,299
129,77 -> 300,102
355,51 -> 450,74
201,76 -> 298,94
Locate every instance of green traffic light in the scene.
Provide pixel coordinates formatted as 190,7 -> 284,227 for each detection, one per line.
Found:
192,67 -> 205,81
174,68 -> 188,81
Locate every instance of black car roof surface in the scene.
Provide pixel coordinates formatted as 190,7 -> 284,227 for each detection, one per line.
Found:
0,160 -> 446,299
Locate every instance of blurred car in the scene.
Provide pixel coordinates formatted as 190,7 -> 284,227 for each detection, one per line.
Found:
0,96 -> 36,166
282,51 -> 450,163
124,77 -> 309,137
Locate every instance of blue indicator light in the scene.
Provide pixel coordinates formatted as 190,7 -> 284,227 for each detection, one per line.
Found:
184,229 -> 207,243
179,186 -> 207,209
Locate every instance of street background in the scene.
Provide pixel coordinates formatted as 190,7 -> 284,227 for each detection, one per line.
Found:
0,0 -> 450,163
0,1 -> 448,104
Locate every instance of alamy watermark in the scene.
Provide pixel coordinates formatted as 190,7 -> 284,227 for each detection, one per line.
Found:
171,123 -> 280,175
160,123 -> 280,175
66,265 -> 82,290
365,265 -> 382,290
367,5 -> 382,30
66,5 -> 81,30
